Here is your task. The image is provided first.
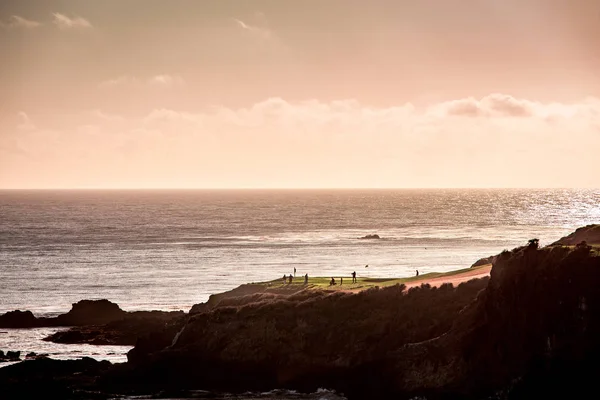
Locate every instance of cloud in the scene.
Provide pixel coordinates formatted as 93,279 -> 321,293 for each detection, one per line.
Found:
52,13 -> 92,29
99,75 -> 184,89
148,75 -> 185,87
233,18 -> 272,40
2,94 -> 600,188
98,76 -> 139,88
0,15 -> 41,29
441,94 -> 538,118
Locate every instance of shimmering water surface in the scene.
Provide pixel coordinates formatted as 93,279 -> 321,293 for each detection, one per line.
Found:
1,189 -> 599,370
1,189 -> 599,315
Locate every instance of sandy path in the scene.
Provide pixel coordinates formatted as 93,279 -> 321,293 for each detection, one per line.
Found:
404,264 -> 492,289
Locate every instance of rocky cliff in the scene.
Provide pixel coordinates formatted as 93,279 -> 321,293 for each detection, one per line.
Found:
101,234 -> 600,399
2,225 -> 600,399
551,224 -> 600,245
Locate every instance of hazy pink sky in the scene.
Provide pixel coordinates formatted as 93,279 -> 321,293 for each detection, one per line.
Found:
1,0 -> 599,188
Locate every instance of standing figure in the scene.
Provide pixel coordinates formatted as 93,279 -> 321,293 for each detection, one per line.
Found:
304,273 -> 308,284
294,267 -> 296,276
352,271 -> 357,283
416,270 -> 419,277
283,275 -> 287,284
288,274 -> 293,284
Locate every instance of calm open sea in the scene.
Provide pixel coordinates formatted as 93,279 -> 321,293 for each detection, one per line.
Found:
1,189 -> 599,367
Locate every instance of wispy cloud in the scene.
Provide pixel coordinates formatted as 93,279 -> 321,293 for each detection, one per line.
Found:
99,75 -> 185,89
52,13 -> 92,30
98,76 -> 139,88
233,18 -> 272,40
0,15 -> 41,29
148,75 -> 185,87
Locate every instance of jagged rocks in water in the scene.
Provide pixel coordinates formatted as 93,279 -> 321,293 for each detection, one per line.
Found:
0,310 -> 38,329
44,311 -> 186,346
358,234 -> 381,239
0,350 -> 21,362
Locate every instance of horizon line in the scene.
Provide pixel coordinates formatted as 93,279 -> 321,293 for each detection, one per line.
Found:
0,187 -> 597,191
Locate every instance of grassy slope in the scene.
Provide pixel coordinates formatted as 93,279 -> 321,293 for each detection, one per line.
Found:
251,264 -> 492,292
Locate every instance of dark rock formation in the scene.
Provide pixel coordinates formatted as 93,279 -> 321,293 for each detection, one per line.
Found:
358,234 -> 381,239
99,239 -> 600,399
470,254 -> 497,267
0,357 -> 112,399
0,299 -> 126,329
100,278 -> 488,397
552,224 -> 600,245
5,226 -> 600,399
0,299 -> 185,347
25,352 -> 49,360
54,299 -> 126,326
0,350 -> 21,362
0,310 -> 38,329
189,283 -> 309,314
45,311 -> 185,346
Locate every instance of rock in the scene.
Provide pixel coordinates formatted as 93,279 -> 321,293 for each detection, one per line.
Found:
0,350 -> 21,362
0,310 -> 39,328
44,311 -> 186,346
5,225 -> 600,399
552,224 -> 600,245
471,254 -> 497,268
107,234 -> 600,399
358,234 -> 381,239
1,299 -> 127,329
25,352 -> 49,360
0,357 -> 113,399
117,278 -> 489,396
54,299 -> 127,326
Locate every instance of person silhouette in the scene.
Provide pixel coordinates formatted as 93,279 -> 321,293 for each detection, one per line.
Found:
283,274 -> 287,284
416,270 -> 419,277
352,271 -> 357,283
294,267 -> 296,276
288,274 -> 293,284
340,277 -> 343,285
329,277 -> 336,286
304,273 -> 308,284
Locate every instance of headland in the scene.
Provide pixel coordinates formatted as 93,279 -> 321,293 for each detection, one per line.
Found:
1,225 -> 600,399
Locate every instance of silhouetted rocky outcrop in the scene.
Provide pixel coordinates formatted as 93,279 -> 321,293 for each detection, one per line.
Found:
4,226 -> 600,399
0,299 -> 185,347
358,234 -> 381,239
45,311 -> 185,346
0,310 -> 38,329
103,279 -> 489,397
551,224 -> 600,245
471,254 -> 497,267
0,300 -> 126,329
0,350 -> 21,362
99,234 -> 600,399
0,357 -> 112,399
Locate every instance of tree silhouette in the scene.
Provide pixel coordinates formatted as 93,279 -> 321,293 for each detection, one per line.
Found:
527,238 -> 539,249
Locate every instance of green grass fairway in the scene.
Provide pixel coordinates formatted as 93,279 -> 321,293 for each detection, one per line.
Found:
257,264 -> 491,292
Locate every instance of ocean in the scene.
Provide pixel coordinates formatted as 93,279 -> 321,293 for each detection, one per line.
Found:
1,188 -> 599,369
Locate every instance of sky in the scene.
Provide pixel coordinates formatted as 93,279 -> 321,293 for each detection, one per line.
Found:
1,0 -> 599,189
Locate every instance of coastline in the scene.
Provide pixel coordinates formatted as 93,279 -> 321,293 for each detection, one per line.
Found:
1,225 -> 600,399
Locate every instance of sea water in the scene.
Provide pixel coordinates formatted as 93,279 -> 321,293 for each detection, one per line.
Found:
1,189 -> 599,366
